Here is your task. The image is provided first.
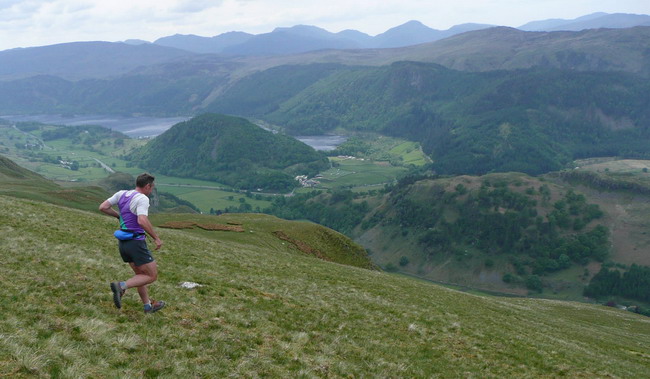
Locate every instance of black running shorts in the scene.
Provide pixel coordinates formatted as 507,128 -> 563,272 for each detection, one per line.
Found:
118,239 -> 155,266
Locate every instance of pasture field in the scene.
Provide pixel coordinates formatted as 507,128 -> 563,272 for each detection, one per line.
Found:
158,184 -> 273,213
317,157 -> 408,189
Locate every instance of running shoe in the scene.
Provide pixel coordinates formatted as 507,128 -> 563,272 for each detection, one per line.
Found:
110,282 -> 125,309
144,300 -> 166,314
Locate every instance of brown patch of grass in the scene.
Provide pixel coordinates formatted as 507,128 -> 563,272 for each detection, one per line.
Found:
273,231 -> 332,262
159,221 -> 197,229
159,220 -> 245,232
196,223 -> 245,232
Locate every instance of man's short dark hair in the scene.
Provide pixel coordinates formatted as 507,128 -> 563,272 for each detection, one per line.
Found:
136,173 -> 155,188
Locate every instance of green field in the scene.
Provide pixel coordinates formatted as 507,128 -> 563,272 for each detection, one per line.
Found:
158,185 -> 273,213
388,141 -> 430,166
317,157 -> 407,189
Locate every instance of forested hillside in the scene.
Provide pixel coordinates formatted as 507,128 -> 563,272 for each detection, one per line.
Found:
130,114 -> 329,192
219,61 -> 650,175
263,173 -> 611,293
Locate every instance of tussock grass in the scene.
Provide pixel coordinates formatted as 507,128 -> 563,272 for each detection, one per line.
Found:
1,194 -> 650,377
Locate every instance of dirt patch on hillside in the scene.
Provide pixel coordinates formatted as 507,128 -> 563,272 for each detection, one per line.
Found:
159,221 -> 244,232
273,231 -> 331,262
158,221 -> 197,229
195,223 -> 245,232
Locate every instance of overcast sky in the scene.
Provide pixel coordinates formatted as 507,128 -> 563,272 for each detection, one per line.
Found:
1,0 -> 649,51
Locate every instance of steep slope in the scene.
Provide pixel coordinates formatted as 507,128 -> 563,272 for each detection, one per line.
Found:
131,114 -> 329,191
1,193 -> 649,377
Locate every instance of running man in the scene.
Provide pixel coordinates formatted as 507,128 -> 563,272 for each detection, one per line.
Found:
99,173 -> 165,313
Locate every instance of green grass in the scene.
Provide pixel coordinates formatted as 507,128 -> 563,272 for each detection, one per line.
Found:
319,157 -> 407,189
388,141 -> 429,166
157,185 -> 272,213
1,193 -> 650,377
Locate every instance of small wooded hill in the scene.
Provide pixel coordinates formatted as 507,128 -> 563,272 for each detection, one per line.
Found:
355,173 -> 609,293
1,188 -> 650,376
130,113 -> 329,192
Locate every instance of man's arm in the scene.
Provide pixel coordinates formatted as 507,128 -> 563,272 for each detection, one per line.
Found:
138,215 -> 162,250
99,200 -> 119,219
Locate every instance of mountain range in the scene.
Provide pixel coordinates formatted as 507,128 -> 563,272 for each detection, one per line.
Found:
149,12 -> 650,56
147,12 -> 650,56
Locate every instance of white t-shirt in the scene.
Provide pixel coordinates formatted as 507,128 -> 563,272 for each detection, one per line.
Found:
107,190 -> 150,216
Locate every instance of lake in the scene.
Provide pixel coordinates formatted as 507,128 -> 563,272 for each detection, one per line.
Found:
1,114 -> 346,151
1,114 -> 188,138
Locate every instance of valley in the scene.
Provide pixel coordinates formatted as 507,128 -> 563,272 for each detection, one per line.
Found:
2,11 -> 650,375
3,112 -> 650,308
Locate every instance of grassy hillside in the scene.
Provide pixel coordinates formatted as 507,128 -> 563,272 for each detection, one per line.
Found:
0,153 -> 107,212
131,114 -> 329,192
1,193 -> 650,377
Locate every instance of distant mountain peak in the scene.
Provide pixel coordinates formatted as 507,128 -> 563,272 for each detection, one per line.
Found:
519,12 -> 650,31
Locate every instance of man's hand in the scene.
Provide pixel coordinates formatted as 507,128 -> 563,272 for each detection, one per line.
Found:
138,214 -> 162,250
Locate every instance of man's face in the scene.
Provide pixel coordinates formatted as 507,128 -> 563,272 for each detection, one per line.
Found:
144,182 -> 155,196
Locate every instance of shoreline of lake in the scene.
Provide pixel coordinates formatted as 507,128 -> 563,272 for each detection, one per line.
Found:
1,114 -> 346,151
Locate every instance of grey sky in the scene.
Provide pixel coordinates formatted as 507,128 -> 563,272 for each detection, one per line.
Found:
1,0 -> 649,51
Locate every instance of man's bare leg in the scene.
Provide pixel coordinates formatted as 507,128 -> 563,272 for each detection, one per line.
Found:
126,261 -> 157,304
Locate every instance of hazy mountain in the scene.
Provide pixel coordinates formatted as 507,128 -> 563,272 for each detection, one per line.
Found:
388,26 -> 650,76
370,21 -> 494,48
154,31 -> 253,54
122,39 -> 151,45
335,29 -> 374,45
153,21 -> 494,56
221,25 -> 361,56
2,27 -> 650,117
0,41 -> 194,80
371,20 -> 443,48
519,12 -> 650,31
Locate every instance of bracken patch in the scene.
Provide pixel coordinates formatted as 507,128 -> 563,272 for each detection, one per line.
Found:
159,221 -> 197,229
273,231 -> 331,262
196,223 -> 245,232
